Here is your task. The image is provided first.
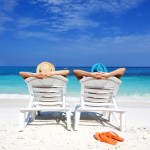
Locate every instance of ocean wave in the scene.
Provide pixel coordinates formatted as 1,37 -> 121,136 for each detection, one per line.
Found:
117,94 -> 150,102
0,94 -> 30,99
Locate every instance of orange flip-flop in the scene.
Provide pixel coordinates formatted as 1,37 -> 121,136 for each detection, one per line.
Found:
94,132 -> 101,141
106,131 -> 124,142
94,132 -> 117,145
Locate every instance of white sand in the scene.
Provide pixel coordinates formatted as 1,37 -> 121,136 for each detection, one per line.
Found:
0,96 -> 150,150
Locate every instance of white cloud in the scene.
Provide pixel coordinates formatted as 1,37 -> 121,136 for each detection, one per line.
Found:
0,0 -> 17,33
95,0 -> 145,13
0,0 -> 17,12
30,0 -> 146,32
18,31 -> 58,41
0,0 -> 147,34
49,15 -> 98,32
0,13 -> 13,33
31,0 -> 101,31
17,17 -> 48,28
58,33 -> 150,54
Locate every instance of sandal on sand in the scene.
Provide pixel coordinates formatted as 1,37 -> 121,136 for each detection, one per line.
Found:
94,132 -> 101,141
94,132 -> 117,145
106,131 -> 124,142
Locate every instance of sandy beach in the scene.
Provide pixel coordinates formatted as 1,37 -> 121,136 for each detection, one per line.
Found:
0,96 -> 150,150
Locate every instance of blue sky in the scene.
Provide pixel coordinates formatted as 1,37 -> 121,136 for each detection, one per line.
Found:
0,0 -> 150,67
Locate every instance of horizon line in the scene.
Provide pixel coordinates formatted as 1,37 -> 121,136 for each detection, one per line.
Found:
0,65 -> 150,68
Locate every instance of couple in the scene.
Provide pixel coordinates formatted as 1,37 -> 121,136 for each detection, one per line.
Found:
20,62 -> 125,80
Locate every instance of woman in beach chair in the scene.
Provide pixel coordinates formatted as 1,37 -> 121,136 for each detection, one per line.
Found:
19,62 -> 69,79
73,63 -> 125,80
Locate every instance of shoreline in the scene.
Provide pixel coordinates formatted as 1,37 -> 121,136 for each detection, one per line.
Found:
1,94 -> 150,108
0,93 -> 150,100
0,94 -> 150,111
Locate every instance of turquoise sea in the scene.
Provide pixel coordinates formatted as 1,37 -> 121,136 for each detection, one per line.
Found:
0,66 -> 150,100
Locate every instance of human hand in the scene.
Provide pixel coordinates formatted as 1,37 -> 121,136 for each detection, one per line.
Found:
45,71 -> 53,77
91,72 -> 110,79
35,72 -> 47,79
99,72 -> 110,79
91,72 -> 103,79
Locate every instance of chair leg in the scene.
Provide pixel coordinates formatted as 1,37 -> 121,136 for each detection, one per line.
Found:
66,110 -> 71,131
108,111 -> 113,123
110,112 -> 120,127
30,111 -> 36,121
19,111 -> 25,131
120,113 -> 126,131
74,110 -> 81,131
105,111 -> 110,121
109,111 -> 126,131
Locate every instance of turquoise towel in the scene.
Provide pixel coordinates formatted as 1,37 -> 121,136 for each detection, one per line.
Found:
91,63 -> 108,72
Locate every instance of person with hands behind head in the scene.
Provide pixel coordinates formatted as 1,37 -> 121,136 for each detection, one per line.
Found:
73,63 -> 125,80
19,62 -> 69,79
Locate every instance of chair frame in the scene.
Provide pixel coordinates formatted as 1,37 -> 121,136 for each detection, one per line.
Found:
19,75 -> 71,131
74,77 -> 126,131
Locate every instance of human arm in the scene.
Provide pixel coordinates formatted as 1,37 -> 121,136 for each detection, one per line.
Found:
19,72 -> 47,79
19,70 -> 70,79
73,70 -> 102,80
73,68 -> 126,80
100,68 -> 126,79
45,70 -> 70,77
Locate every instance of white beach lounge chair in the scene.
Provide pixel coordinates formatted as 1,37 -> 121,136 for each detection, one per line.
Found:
74,77 -> 126,131
19,75 -> 71,131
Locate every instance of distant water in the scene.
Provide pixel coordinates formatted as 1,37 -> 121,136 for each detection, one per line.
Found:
0,66 -> 150,100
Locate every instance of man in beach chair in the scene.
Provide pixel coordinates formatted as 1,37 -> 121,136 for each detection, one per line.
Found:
73,64 -> 126,131
19,62 -> 71,131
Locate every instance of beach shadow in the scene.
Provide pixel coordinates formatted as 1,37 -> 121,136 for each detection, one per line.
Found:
27,111 -> 119,130
75,112 -> 119,130
28,111 -> 70,130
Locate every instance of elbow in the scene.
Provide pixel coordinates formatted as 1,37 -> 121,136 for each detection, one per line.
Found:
19,72 -> 23,76
120,68 -> 126,76
19,72 -> 25,79
73,70 -> 79,75
66,70 -> 70,75
121,68 -> 126,73
73,70 -> 77,74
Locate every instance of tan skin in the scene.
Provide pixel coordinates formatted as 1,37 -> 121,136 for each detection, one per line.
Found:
73,68 -> 126,80
20,68 -> 125,80
19,70 -> 70,79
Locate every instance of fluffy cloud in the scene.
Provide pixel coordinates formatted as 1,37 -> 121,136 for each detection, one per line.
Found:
29,0 -> 146,31
0,0 -> 147,33
0,0 -> 17,33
